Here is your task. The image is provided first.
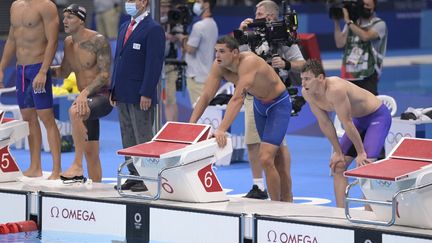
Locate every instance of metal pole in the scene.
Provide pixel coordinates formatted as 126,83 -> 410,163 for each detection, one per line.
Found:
150,0 -> 162,132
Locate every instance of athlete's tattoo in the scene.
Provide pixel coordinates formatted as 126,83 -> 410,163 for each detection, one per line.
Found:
79,34 -> 111,96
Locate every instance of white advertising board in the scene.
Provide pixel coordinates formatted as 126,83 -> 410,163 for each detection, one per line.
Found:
41,197 -> 126,237
256,219 -> 355,243
150,207 -> 241,243
0,191 -> 26,223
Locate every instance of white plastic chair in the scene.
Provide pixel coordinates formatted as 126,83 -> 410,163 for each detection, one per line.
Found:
377,95 -> 397,117
0,86 -> 24,149
215,82 -> 235,96
333,95 -> 398,138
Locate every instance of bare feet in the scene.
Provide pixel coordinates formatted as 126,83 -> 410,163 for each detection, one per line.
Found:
23,168 -> 43,178
60,164 -> 84,179
48,172 -> 61,180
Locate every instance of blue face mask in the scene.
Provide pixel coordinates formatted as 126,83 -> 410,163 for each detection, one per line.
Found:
125,2 -> 139,16
193,2 -> 203,16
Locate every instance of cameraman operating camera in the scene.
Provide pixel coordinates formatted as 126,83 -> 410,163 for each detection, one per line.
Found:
176,0 -> 218,107
161,0 -> 181,121
238,0 -> 305,201
333,0 -> 387,95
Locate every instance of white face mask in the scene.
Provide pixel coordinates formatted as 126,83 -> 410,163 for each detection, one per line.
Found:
125,2 -> 139,16
193,2 -> 203,16
160,15 -> 168,24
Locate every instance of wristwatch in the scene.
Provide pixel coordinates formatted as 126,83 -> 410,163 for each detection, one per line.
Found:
347,20 -> 354,26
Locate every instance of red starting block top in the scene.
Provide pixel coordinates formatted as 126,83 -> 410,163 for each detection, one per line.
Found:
344,158 -> 432,181
391,138 -> 432,162
117,141 -> 188,158
154,122 -> 210,144
1,118 -> 13,124
117,122 -> 212,158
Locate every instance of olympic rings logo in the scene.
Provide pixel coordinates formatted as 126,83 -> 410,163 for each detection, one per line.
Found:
386,132 -> 412,144
201,117 -> 220,129
143,158 -> 160,167
376,180 -> 392,188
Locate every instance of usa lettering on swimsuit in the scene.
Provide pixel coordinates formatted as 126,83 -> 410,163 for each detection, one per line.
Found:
33,88 -> 47,94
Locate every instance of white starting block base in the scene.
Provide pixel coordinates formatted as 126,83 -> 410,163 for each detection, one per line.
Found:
357,176 -> 432,229
117,122 -> 231,203
345,137 -> 432,228
0,112 -> 29,183
135,155 -> 226,202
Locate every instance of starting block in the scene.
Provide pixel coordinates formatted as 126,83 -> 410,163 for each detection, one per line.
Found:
116,122 -> 232,202
0,111 -> 29,182
344,137 -> 432,228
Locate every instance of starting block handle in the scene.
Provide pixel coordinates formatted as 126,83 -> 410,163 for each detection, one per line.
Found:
116,159 -> 162,200
344,180 -> 397,227
345,180 -> 432,227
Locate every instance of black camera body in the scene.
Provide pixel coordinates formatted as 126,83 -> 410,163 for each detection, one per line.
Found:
167,4 -> 193,34
287,86 -> 306,116
233,2 -> 299,58
328,0 -> 364,21
165,58 -> 187,91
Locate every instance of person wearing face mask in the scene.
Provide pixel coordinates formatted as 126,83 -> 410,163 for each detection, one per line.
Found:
238,0 -> 305,201
110,0 -> 165,192
175,0 -> 218,107
160,0 -> 180,121
333,0 -> 387,95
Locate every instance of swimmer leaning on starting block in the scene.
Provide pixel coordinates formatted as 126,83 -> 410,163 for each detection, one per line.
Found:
189,36 -> 292,202
301,59 -> 392,209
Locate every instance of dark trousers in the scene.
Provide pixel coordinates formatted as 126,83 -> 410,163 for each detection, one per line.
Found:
351,72 -> 379,95
117,102 -> 155,175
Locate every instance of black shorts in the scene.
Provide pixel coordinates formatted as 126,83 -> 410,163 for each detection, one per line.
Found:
84,94 -> 113,141
351,72 -> 379,95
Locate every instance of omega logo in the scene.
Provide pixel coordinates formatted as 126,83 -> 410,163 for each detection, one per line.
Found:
267,230 -> 318,243
50,206 -> 96,222
50,206 -> 60,218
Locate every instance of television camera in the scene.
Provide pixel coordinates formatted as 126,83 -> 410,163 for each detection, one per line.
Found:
167,4 -> 193,35
327,0 -> 364,21
233,1 -> 305,116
